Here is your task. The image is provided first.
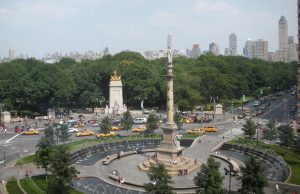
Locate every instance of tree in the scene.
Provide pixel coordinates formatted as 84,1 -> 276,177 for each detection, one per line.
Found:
241,157 -> 268,194
100,116 -> 111,134
146,113 -> 159,133
174,112 -> 183,130
44,126 -> 55,145
278,125 -> 294,147
264,120 -> 276,140
34,126 -> 56,181
242,119 -> 256,139
194,157 -> 225,194
294,136 -> 300,153
144,163 -> 174,194
47,145 -> 79,194
121,109 -> 133,134
58,124 -> 71,143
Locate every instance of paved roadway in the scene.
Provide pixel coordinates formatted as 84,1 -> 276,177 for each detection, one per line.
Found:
0,91 -> 294,168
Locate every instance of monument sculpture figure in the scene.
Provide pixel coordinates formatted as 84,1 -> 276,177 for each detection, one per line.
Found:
138,34 -> 200,175
105,70 -> 127,115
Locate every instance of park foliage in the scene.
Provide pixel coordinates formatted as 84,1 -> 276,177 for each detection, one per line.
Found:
0,52 -> 296,114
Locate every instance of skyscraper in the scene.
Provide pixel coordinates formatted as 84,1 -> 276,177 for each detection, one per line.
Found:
229,33 -> 237,56
243,39 -> 268,61
8,48 -> 15,61
278,16 -> 288,62
190,44 -> 201,58
209,42 -> 220,56
288,36 -> 298,62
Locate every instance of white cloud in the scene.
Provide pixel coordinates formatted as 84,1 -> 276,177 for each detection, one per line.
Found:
194,0 -> 239,15
0,1 -> 78,25
149,11 -> 178,25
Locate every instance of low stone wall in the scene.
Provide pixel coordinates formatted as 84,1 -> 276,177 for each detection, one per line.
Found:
221,143 -> 290,181
70,139 -> 161,162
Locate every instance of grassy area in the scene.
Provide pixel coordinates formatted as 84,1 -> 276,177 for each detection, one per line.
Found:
30,175 -> 83,194
6,177 -> 24,194
17,154 -> 36,165
31,175 -> 47,191
228,138 -> 300,185
181,133 -> 200,140
20,178 -> 44,194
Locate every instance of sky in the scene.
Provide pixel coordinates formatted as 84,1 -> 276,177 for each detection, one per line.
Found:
0,0 -> 297,58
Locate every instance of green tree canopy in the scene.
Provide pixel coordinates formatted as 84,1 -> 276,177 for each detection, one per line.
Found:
242,119 -> 256,138
48,145 -> 79,194
241,157 -> 268,194
121,109 -> 133,134
146,113 -> 159,133
278,125 -> 295,147
100,116 -> 111,134
144,163 -> 174,194
194,157 -> 225,194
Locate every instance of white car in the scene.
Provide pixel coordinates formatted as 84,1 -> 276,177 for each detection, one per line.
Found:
68,128 -> 78,133
133,117 -> 147,124
91,123 -> 99,127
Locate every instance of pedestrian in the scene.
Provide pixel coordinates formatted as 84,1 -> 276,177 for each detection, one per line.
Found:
275,184 -> 279,192
4,128 -> 7,135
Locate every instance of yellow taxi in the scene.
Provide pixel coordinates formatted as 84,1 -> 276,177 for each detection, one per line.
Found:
111,125 -> 124,131
75,129 -> 95,137
132,125 -> 146,133
201,125 -> 218,132
22,129 -> 40,135
182,117 -> 193,124
186,128 -> 204,135
95,131 -> 116,138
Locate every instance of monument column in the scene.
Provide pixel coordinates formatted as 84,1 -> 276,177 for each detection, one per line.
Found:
156,34 -> 183,161
138,34 -> 200,175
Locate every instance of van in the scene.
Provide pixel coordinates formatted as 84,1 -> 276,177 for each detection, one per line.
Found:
133,117 -> 147,124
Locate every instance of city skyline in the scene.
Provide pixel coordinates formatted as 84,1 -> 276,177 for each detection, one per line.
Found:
0,0 -> 297,58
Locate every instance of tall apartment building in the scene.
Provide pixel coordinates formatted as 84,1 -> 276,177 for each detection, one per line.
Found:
243,39 -> 268,61
278,15 -> 288,62
229,33 -> 237,56
8,48 -> 15,61
209,42 -> 220,56
190,44 -> 201,58
288,36 -> 298,62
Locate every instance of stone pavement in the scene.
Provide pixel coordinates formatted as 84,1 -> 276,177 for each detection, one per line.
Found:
74,133 -> 242,192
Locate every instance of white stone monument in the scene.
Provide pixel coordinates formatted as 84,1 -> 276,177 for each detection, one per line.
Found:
215,104 -> 223,114
105,70 -> 127,115
1,111 -> 11,123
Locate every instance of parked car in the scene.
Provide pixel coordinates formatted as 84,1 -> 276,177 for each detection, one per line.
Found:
133,117 -> 147,124
95,131 -> 116,138
201,125 -> 218,132
253,100 -> 260,107
67,128 -> 78,133
22,129 -> 40,135
111,125 -> 124,131
132,125 -> 146,133
76,129 -> 95,137
186,128 -> 204,135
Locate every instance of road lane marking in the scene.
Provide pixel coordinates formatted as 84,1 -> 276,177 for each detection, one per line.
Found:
5,134 -> 20,143
0,160 -> 5,164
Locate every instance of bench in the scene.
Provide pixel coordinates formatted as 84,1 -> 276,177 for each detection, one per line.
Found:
109,174 -> 144,187
224,167 -> 238,176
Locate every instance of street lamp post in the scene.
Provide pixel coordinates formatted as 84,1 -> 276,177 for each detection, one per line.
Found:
224,165 -> 232,194
210,96 -> 218,122
283,98 -> 287,122
0,103 -> 3,129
